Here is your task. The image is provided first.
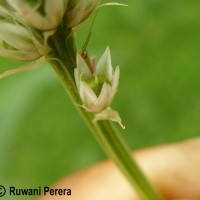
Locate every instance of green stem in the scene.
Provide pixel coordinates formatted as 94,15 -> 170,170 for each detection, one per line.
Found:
48,27 -> 164,200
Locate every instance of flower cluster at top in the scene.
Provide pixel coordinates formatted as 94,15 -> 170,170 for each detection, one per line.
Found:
0,0 -> 100,61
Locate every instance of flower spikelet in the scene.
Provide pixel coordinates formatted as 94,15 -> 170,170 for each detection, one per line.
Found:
74,47 -> 125,129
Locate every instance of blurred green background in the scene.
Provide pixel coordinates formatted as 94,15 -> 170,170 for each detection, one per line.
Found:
0,0 -> 200,199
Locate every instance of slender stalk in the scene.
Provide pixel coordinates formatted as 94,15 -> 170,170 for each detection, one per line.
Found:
47,27 -> 164,200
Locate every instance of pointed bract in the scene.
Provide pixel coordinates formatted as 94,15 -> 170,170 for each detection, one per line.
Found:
96,47 -> 113,82
79,81 -> 98,111
76,53 -> 93,79
111,66 -> 120,94
94,107 -> 125,129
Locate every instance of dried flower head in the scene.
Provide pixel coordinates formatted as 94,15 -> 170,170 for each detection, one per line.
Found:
6,0 -> 68,31
0,20 -> 50,61
0,0 -> 52,61
75,47 -> 125,129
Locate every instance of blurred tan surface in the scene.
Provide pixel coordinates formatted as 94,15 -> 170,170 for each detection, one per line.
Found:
40,138 -> 200,200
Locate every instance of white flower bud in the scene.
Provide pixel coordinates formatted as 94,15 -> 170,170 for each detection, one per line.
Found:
65,0 -> 99,30
6,0 -> 68,31
65,1 -> 127,30
74,47 -> 125,129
